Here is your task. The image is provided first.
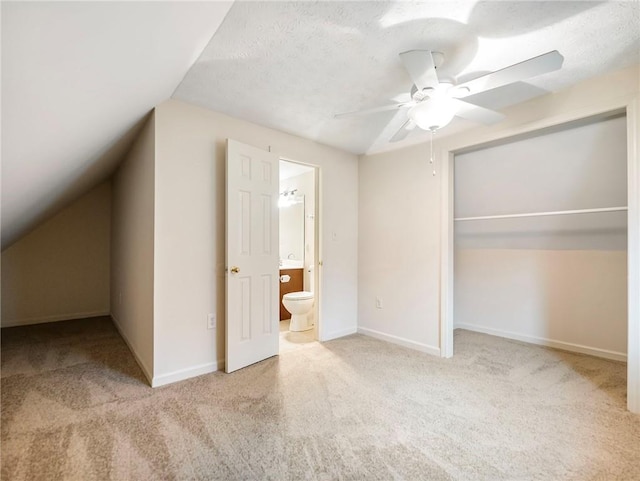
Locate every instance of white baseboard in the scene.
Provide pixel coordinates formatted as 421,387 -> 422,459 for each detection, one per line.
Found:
1,310 -> 110,328
152,361 -> 220,388
454,323 -> 627,362
357,327 -> 441,357
110,314 -> 154,386
321,326 -> 357,341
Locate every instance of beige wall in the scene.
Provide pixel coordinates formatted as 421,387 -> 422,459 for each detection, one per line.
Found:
455,249 -> 628,358
454,115 -> 627,251
153,99 -> 358,384
358,144 -> 441,354
110,112 -> 155,382
453,115 -> 628,359
2,181 -> 111,326
358,65 -> 639,356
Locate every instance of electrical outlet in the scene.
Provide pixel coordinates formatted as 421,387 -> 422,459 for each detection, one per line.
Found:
207,313 -> 216,330
375,297 -> 383,309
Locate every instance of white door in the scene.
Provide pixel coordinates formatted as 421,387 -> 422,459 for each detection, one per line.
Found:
225,139 -> 279,373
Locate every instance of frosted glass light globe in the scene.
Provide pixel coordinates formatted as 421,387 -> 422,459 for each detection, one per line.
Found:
408,97 -> 457,131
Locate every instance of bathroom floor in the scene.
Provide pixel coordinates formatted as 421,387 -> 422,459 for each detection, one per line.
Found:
279,319 -> 316,353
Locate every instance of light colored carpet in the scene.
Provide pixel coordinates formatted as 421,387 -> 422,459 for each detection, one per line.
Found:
2,317 -> 639,480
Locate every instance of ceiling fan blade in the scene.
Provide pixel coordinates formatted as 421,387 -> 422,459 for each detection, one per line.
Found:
334,102 -> 413,119
454,50 -> 564,96
452,99 -> 505,125
399,50 -> 439,91
390,119 -> 416,142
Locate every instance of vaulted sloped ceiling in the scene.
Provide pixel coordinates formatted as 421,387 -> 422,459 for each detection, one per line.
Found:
1,1 -> 233,248
2,1 -> 639,249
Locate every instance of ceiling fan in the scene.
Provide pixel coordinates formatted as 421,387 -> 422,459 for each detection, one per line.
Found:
335,50 -> 564,142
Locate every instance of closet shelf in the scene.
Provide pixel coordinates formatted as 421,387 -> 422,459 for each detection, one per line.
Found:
454,206 -> 628,222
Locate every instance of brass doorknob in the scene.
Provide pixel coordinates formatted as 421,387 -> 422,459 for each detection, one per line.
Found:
230,266 -> 240,274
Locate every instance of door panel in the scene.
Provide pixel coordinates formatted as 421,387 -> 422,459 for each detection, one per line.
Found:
226,139 -> 279,373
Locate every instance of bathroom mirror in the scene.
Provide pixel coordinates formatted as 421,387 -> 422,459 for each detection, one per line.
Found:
279,195 -> 304,264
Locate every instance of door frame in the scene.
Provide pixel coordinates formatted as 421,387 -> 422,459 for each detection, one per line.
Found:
279,157 -> 323,341
439,96 -> 640,413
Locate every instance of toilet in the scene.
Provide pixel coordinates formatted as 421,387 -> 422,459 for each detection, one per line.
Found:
282,291 -> 314,332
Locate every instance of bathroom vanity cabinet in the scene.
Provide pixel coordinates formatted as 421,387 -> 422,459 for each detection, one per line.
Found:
279,268 -> 303,320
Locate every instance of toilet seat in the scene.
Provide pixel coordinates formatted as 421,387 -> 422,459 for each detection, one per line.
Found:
283,291 -> 313,301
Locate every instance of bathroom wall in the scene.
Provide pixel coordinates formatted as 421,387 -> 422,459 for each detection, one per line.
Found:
280,170 -> 315,292
279,201 -> 304,262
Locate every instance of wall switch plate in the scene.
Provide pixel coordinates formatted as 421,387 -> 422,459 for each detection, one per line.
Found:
207,313 -> 216,330
375,297 -> 383,309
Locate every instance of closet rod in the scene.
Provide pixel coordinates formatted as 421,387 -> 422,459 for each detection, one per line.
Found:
454,206 -> 628,222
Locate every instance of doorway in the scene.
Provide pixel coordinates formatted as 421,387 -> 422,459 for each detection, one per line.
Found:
278,159 -> 320,353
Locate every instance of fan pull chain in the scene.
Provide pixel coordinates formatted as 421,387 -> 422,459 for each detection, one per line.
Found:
430,129 -> 436,176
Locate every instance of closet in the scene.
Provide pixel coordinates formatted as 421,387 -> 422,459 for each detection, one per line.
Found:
453,114 -> 628,360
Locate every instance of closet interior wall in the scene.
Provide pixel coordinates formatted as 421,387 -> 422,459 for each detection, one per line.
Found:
453,115 -> 628,360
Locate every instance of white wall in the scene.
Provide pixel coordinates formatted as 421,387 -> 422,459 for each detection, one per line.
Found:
1,181 -> 111,326
455,116 -> 628,250
153,99 -> 358,384
455,249 -> 627,359
453,116 -> 627,359
280,170 -> 315,291
358,143 -> 441,354
279,198 -> 304,262
110,112 -> 155,382
358,65 -> 639,358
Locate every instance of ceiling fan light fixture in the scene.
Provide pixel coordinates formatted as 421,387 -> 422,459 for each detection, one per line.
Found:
408,97 -> 457,131
336,50 -> 563,141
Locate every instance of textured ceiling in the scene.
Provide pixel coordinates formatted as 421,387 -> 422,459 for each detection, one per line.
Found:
173,1 -> 640,155
2,1 -> 639,249
1,1 -> 233,248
